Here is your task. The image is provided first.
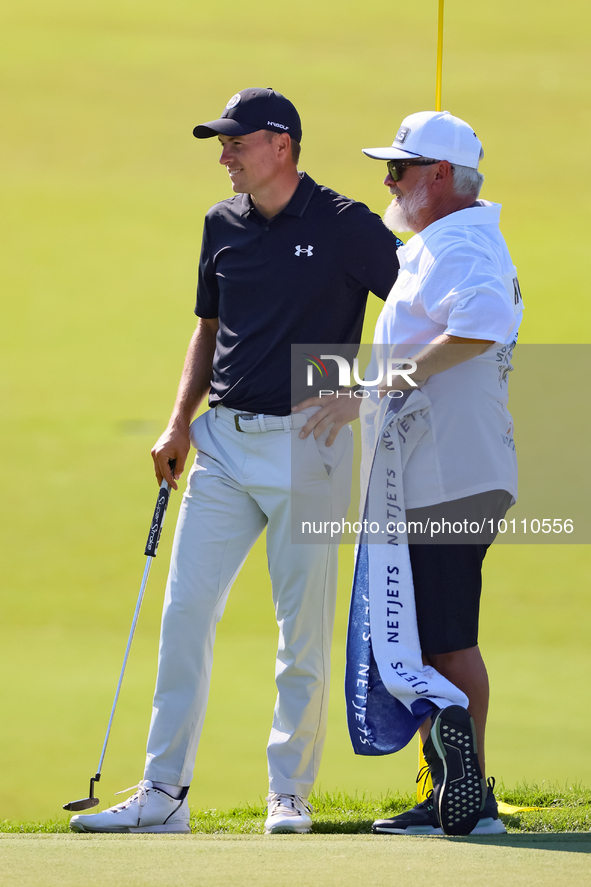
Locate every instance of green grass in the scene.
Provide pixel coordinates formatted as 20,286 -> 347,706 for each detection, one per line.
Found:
2,784 -> 590,834
1,834 -> 590,887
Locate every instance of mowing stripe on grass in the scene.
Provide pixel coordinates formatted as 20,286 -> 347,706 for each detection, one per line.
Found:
1,834 -> 590,887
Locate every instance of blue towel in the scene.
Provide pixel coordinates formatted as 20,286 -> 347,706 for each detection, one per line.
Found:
345,391 -> 468,756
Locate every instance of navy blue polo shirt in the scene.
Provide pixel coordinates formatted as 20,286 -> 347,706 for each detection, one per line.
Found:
196,172 -> 401,415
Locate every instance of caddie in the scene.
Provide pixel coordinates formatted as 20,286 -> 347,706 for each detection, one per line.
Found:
297,110 -> 523,837
69,87 -> 401,835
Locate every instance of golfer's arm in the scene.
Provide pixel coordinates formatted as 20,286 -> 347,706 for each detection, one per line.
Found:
151,318 -> 218,488
169,317 -> 219,428
386,334 -> 494,391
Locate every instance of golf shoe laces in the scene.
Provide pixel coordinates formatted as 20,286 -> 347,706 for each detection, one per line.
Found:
114,779 -> 151,809
416,763 -> 431,795
266,793 -> 313,816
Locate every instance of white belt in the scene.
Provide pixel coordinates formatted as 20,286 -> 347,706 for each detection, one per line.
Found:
215,405 -> 307,433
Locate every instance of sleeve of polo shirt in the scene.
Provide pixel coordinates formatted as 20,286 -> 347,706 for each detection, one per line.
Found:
194,218 -> 220,319
419,245 -> 517,343
344,205 -> 401,300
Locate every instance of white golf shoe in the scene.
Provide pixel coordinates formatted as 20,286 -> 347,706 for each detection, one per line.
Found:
264,793 -> 312,834
69,780 -> 191,833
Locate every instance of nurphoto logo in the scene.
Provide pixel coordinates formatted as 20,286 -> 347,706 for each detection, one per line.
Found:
304,353 -> 418,397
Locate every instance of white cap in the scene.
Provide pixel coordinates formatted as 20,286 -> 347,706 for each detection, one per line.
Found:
363,110 -> 482,169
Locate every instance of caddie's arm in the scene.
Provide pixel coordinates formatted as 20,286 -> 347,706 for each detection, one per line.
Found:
378,333 -> 494,396
292,335 -> 494,445
151,317 -> 219,489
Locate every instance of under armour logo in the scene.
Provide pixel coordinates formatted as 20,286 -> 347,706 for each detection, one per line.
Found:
295,245 -> 313,257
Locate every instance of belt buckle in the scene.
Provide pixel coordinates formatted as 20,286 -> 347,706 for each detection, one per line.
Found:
234,415 -> 244,432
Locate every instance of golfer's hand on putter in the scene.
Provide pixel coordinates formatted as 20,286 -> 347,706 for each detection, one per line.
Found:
292,390 -> 361,445
151,423 -> 191,491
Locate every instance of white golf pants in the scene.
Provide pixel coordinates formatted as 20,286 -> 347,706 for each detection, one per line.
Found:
144,405 -> 353,797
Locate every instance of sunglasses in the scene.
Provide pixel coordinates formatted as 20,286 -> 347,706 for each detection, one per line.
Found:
386,158 -> 440,182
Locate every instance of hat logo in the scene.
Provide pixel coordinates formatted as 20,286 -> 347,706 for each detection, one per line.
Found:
395,126 -> 410,144
226,93 -> 241,110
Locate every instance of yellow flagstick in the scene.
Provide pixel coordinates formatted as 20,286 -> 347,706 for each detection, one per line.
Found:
435,0 -> 444,111
417,0 -> 445,803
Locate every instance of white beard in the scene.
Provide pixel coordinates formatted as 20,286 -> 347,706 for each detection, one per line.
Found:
383,176 -> 431,233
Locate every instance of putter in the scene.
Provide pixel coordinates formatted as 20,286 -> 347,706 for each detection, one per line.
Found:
63,461 -> 176,812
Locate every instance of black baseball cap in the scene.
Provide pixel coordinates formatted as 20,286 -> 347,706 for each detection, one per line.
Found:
193,87 -> 302,142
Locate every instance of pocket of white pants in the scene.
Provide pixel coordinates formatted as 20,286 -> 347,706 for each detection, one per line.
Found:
313,424 -> 353,478
189,411 -> 209,450
314,432 -> 336,476
294,407 -> 353,479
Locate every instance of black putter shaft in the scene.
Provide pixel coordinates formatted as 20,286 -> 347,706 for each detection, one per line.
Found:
63,462 -> 176,812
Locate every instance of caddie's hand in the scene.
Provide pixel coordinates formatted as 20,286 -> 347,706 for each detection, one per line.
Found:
292,390 -> 361,446
151,425 -> 191,490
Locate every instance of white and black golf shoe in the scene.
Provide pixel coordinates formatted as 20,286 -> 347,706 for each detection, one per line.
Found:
69,780 -> 190,833
264,793 -> 312,834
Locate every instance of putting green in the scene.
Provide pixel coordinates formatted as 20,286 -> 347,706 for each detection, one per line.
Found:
1,0 -> 590,824
1,834 -> 590,887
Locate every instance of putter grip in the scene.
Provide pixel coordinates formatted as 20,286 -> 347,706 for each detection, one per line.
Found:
144,459 -> 176,557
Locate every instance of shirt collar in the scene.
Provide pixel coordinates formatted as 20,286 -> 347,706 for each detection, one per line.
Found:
401,201 -> 502,260
238,171 -> 316,219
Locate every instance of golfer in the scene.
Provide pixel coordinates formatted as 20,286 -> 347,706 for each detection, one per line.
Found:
297,110 -> 523,836
69,87 -> 401,834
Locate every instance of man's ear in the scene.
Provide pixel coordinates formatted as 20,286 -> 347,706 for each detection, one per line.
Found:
434,160 -> 453,181
274,132 -> 291,158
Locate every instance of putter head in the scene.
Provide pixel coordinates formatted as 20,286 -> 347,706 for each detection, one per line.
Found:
63,774 -> 101,811
63,796 -> 100,812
